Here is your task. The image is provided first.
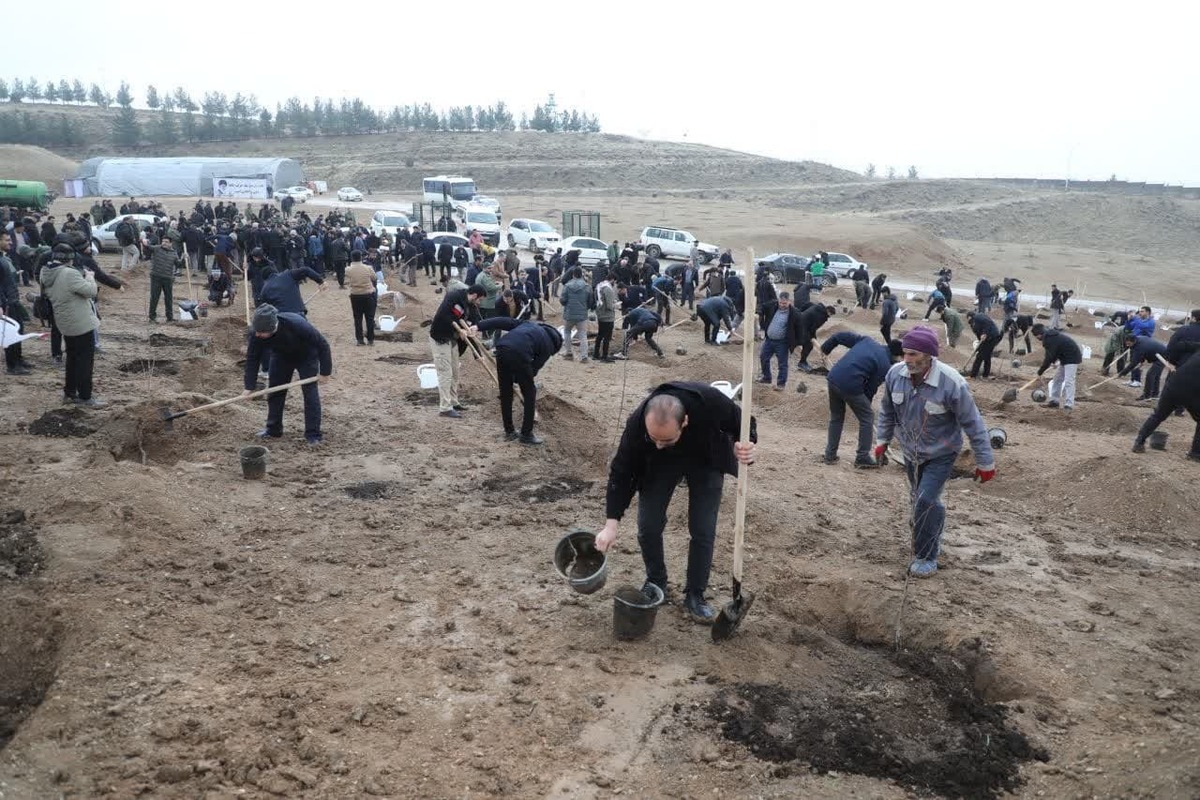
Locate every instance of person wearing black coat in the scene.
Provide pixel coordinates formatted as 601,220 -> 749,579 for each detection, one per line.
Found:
724,272 -> 745,320
1032,324 -> 1083,409
420,236 -> 437,278
879,287 -> 899,342
429,285 -> 486,418
620,307 -> 664,358
966,311 -> 1002,378
754,269 -> 778,334
243,305 -> 333,445
796,303 -> 834,372
436,241 -> 454,281
758,292 -> 804,388
1166,309 -> 1200,368
593,381 -> 757,625
1131,338 -> 1200,460
870,273 -> 887,309
474,317 -> 563,443
1118,334 -> 1169,401
260,266 -> 325,315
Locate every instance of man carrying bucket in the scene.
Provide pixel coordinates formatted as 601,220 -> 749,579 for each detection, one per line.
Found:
595,382 -> 757,625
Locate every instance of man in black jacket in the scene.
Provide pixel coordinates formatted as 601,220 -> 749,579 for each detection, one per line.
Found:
758,291 -> 804,389
870,272 -> 887,309
966,311 -> 1002,378
472,317 -> 563,444
429,285 -> 486,418
247,247 -> 276,304
975,278 -> 993,315
594,382 -> 757,624
879,287 -> 899,342
1131,339 -> 1200,460
1166,309 -> 1200,368
243,304 -> 333,445
1031,324 -> 1082,409
1118,333 -> 1169,401
620,306 -> 664,358
260,266 -> 325,315
796,303 -> 834,372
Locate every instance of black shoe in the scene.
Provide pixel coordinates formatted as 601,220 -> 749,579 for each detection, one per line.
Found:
305,436 -> 323,446
439,409 -> 462,419
504,431 -> 519,442
682,593 -> 716,625
640,581 -> 668,606
854,458 -> 880,469
797,362 -> 813,373
1187,452 -> 1200,463
17,360 -> 33,370
1045,401 -> 1060,409
256,429 -> 282,439
78,397 -> 108,409
6,366 -> 31,376
1132,441 -> 1146,453
53,356 -> 63,365
519,433 -> 544,446
821,454 -> 839,465
452,404 -> 466,411
356,341 -> 365,346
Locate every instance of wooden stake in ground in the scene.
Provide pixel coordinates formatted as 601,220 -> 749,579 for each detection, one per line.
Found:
243,261 -> 252,324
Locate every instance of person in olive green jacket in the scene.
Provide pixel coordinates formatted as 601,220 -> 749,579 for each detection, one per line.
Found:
473,260 -> 504,341
149,240 -> 182,323
40,244 -> 105,408
593,273 -> 619,361
939,304 -> 965,349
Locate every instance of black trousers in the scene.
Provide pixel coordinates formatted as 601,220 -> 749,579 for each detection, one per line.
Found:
880,323 -> 892,343
4,317 -> 24,369
1135,368 -> 1200,454
624,322 -> 662,355
350,293 -> 377,344
970,334 -> 1002,377
593,320 -> 614,359
495,346 -> 537,436
655,295 -> 671,325
334,260 -> 348,287
63,331 -> 95,400
699,309 -> 719,343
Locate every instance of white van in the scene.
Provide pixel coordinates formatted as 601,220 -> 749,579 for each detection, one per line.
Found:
454,203 -> 502,246
422,175 -> 477,205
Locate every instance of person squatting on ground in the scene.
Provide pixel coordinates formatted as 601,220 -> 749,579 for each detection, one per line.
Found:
428,284 -> 485,418
758,291 -> 804,390
345,251 -> 378,346
243,304 -> 333,445
594,382 -> 757,624
822,332 -> 903,467
472,317 -> 563,445
621,306 -> 664,358
966,310 -> 1002,378
1032,324 -> 1082,409
874,326 -> 996,578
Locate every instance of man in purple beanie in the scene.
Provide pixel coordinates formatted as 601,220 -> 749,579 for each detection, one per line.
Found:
873,325 -> 996,578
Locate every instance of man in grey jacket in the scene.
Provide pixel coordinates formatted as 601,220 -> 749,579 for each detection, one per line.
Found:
559,267 -> 590,361
149,240 -> 181,323
873,326 -> 995,578
40,244 -> 105,408
593,273 -> 618,361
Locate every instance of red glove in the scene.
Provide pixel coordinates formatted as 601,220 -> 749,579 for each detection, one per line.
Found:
872,443 -> 888,461
974,466 -> 996,483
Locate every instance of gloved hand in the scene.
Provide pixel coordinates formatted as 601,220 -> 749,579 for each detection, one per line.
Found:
872,443 -> 888,462
974,466 -> 996,483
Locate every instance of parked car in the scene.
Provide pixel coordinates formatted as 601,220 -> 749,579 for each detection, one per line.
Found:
337,187 -> 364,202
426,232 -> 469,249
507,219 -> 562,252
370,210 -> 414,239
470,194 -> 502,218
559,236 -> 609,267
638,226 -> 718,263
90,214 -> 163,252
273,185 -> 312,202
452,203 -> 501,246
823,252 -> 867,279
757,253 -> 813,284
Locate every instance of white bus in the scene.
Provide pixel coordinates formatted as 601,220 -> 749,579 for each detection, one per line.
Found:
422,175 -> 477,205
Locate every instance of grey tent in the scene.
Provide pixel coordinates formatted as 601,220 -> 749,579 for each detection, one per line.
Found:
74,157 -> 304,197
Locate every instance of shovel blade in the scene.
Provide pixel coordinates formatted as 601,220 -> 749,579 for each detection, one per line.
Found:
711,590 -> 755,642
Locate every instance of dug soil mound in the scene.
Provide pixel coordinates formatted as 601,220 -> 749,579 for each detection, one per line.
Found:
0,144 -> 77,185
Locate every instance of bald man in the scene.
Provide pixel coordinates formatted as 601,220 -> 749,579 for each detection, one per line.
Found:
595,382 -> 756,625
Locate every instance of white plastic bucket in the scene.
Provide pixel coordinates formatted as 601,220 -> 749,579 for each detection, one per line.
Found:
417,363 -> 438,389
1082,345 -> 1093,360
906,292 -> 916,300
379,315 -> 398,333
711,380 -> 733,397
716,330 -> 730,344
1093,321 -> 1103,329
376,281 -> 389,296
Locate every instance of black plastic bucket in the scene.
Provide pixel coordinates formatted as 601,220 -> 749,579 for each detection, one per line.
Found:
1149,431 -> 1168,451
553,529 -> 608,595
613,583 -> 664,641
239,445 -> 269,480
988,427 -> 1007,449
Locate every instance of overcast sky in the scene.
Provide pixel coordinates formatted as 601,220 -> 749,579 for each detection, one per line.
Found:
9,1 -> 1199,184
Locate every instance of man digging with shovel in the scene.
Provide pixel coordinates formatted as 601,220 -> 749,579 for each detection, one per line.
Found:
243,304 -> 333,445
594,383 -> 757,624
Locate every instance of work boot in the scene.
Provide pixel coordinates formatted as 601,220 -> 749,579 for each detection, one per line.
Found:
821,454 -> 840,465
908,559 -> 938,578
519,433 -> 544,446
504,431 -> 519,442
1131,440 -> 1146,453
682,593 -> 715,625
1045,400 -> 1059,408
640,581 -> 669,606
853,457 -> 879,469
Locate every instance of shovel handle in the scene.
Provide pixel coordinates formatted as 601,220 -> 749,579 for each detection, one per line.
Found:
731,248 -> 757,585
170,376 -> 319,419
1156,354 -> 1176,373
1017,375 -> 1041,392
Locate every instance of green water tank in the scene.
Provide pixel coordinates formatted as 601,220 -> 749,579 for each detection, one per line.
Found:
0,180 -> 49,210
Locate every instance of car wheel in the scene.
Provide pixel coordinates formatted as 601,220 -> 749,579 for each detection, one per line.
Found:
507,234 -> 516,247
825,274 -> 838,285
646,244 -> 661,258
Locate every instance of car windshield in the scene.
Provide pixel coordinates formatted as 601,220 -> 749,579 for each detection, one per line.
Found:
466,212 -> 497,224
450,182 -> 477,201
529,222 -> 554,233
382,216 -> 409,227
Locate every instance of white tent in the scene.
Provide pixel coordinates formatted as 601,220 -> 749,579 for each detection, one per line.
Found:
74,157 -> 304,197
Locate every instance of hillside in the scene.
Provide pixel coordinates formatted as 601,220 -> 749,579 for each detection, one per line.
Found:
0,145 -> 78,184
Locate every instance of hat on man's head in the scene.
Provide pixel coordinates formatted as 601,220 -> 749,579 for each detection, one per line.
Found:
900,325 -> 939,357
252,304 -> 280,334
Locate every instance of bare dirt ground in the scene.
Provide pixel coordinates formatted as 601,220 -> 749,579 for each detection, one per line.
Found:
2,178 -> 1199,800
